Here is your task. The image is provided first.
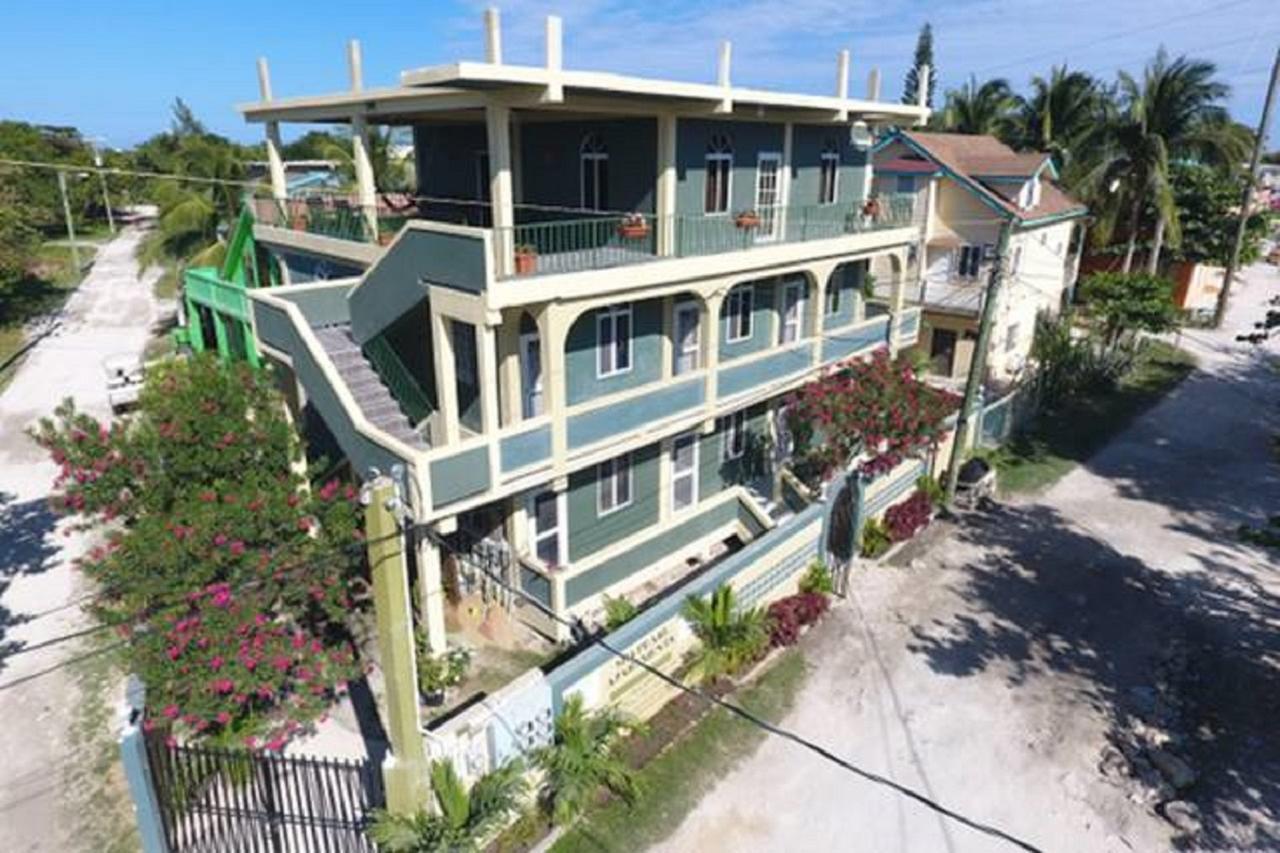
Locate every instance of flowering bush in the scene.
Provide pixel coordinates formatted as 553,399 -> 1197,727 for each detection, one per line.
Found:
785,350 -> 959,487
31,355 -> 364,748
883,489 -> 933,543
766,592 -> 830,648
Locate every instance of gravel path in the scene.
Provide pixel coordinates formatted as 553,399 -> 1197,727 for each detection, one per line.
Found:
0,229 -> 162,852
657,262 -> 1280,853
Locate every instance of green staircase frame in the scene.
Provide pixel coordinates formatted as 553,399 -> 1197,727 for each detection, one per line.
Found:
177,208 -> 267,366
362,333 -> 434,426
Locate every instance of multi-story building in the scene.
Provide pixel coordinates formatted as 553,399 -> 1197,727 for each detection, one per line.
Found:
189,16 -> 933,650
871,131 -> 1088,383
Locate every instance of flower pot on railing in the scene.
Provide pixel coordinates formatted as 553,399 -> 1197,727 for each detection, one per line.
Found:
514,246 -> 538,276
735,211 -> 762,230
616,214 -> 651,240
861,198 -> 882,219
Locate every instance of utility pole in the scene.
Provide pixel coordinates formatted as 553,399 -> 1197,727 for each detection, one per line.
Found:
56,170 -> 83,282
1213,45 -> 1279,329
944,221 -> 1013,506
92,144 -> 116,235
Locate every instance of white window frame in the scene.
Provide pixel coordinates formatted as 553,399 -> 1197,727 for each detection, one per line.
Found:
725,286 -> 754,343
597,452 -> 633,516
526,488 -> 567,569
580,133 -> 609,211
520,331 -> 543,419
721,410 -> 747,461
704,134 -> 733,215
780,279 -> 806,344
673,301 -> 701,375
596,303 -> 633,378
753,152 -> 783,242
671,432 -> 700,512
819,145 -> 840,205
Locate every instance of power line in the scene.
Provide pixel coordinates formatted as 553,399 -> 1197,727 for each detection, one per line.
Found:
413,522 -> 1043,852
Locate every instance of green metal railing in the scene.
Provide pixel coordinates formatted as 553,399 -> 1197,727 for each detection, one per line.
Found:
511,213 -> 659,275
362,334 -> 434,427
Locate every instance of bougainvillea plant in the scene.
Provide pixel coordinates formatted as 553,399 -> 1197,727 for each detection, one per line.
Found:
766,592 -> 830,648
883,489 -> 933,543
785,349 -> 959,487
31,354 -> 365,749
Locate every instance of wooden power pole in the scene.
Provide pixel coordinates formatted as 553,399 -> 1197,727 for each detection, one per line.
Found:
1213,45 -> 1280,329
944,221 -> 1013,506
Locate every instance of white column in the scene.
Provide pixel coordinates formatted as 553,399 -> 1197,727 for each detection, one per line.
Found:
543,16 -> 564,103
867,68 -> 882,101
415,532 -> 448,654
656,113 -> 677,257
486,104 -> 515,277
916,64 -> 931,110
716,41 -> 733,113
889,256 -> 907,356
659,296 -> 674,378
835,49 -> 850,121
702,291 -> 724,429
431,310 -> 460,445
484,7 -> 503,64
477,324 -> 500,435
352,115 -> 378,237
781,122 -> 794,237
257,59 -> 287,204
542,304 -> 571,470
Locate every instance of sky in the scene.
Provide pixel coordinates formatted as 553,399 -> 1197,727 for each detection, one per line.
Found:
0,0 -> 1275,149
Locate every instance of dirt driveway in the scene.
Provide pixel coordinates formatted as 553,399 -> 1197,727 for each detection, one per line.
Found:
657,263 -> 1280,853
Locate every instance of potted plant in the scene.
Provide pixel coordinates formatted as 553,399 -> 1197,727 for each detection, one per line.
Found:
514,245 -> 538,275
416,634 -> 471,706
861,197 -> 882,219
616,213 -> 650,240
734,210 -> 762,230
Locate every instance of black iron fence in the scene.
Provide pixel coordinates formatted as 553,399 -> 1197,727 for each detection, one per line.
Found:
145,738 -> 384,853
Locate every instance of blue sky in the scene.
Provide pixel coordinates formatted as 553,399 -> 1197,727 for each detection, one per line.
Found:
0,0 -> 1274,148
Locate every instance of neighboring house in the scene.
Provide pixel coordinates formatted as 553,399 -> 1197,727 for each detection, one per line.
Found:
186,20 -> 932,654
245,159 -> 344,196
871,131 -> 1088,384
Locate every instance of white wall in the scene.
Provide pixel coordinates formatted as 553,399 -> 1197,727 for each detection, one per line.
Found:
985,220 -> 1074,382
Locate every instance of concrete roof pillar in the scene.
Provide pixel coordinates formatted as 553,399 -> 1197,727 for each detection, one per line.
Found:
484,7 -> 503,64
348,39 -> 364,93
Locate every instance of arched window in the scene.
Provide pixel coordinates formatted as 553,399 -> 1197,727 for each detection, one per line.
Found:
819,140 -> 840,205
705,134 -> 733,214
580,133 -> 609,211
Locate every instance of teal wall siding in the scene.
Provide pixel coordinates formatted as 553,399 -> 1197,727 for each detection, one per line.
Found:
567,375 -> 704,449
563,495 -> 742,606
675,119 -> 786,217
717,342 -> 815,399
719,280 -> 776,362
500,423 -> 552,473
272,282 -> 354,328
520,566 -> 552,608
428,445 -> 491,508
414,123 -> 489,205
698,402 -> 769,500
567,443 -> 660,562
790,124 -> 870,208
820,317 -> 889,364
822,260 -> 867,330
519,119 -> 657,214
565,299 -> 663,406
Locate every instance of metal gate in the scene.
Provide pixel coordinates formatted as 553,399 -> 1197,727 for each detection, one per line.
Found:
145,739 -> 384,853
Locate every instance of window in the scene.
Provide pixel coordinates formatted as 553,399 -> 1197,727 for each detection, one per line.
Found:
705,134 -> 733,214
597,453 -> 632,515
475,151 -> 491,201
721,410 -> 747,461
754,153 -> 782,240
520,332 -> 543,418
1010,245 -> 1022,276
596,303 -> 632,377
452,320 -> 481,433
673,302 -> 700,375
725,286 -> 754,342
819,142 -> 840,205
825,282 -> 841,316
896,175 -> 915,194
528,489 -> 565,567
780,279 -> 806,344
1005,322 -> 1020,353
671,432 -> 699,511
580,133 -> 609,211
957,244 -> 988,279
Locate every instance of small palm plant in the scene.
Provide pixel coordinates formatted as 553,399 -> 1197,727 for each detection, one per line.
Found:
681,584 -> 769,681
535,694 -> 639,826
368,759 -> 525,852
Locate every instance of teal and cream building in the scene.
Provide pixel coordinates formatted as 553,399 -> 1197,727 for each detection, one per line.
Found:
226,13 -> 932,648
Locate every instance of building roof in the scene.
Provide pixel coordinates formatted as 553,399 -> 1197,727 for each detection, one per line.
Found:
875,157 -> 942,176
886,131 -> 1087,225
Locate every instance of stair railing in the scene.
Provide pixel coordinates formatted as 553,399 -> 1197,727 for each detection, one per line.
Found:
361,334 -> 434,428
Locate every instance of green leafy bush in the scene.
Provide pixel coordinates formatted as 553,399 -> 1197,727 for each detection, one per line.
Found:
797,560 -> 834,595
416,639 -> 471,697
369,759 -> 525,852
915,474 -> 944,506
860,518 -> 891,559
682,584 -> 769,681
602,595 -> 638,631
535,694 -> 640,826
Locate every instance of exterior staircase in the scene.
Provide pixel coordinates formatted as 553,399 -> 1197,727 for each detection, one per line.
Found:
313,324 -> 430,449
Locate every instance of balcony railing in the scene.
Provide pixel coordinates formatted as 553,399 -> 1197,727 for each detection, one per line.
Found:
875,272 -> 987,315
249,194 -> 414,244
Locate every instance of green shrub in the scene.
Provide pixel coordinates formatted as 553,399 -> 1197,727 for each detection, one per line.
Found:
602,595 -> 638,631
682,584 -> 769,681
797,560 -> 834,595
860,518 -> 891,559
915,474 -> 944,506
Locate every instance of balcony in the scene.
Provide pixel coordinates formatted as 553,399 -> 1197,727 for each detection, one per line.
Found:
876,272 -> 988,317
251,191 -> 917,279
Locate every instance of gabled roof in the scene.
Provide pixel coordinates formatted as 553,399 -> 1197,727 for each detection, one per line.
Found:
876,130 -> 1087,226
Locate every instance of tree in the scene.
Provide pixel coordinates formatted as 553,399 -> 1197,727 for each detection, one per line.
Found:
535,694 -> 640,825
1079,271 -> 1178,350
939,76 -> 1018,138
368,760 -> 526,852
1075,50 -> 1250,273
901,23 -> 936,108
31,355 -> 363,747
681,583 -> 769,680
1012,66 -> 1102,175
1168,161 -> 1273,267
0,183 -> 40,297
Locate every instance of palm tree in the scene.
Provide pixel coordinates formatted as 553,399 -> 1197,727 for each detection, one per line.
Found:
939,76 -> 1018,139
1012,66 -> 1102,176
368,759 -> 525,852
682,583 -> 769,680
535,694 -> 640,825
1077,49 -> 1250,273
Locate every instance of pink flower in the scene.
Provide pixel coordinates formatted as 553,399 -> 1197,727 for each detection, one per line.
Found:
216,711 -> 232,725
209,655 -> 225,671
167,646 -> 181,661
211,678 -> 234,694
162,704 -> 180,719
